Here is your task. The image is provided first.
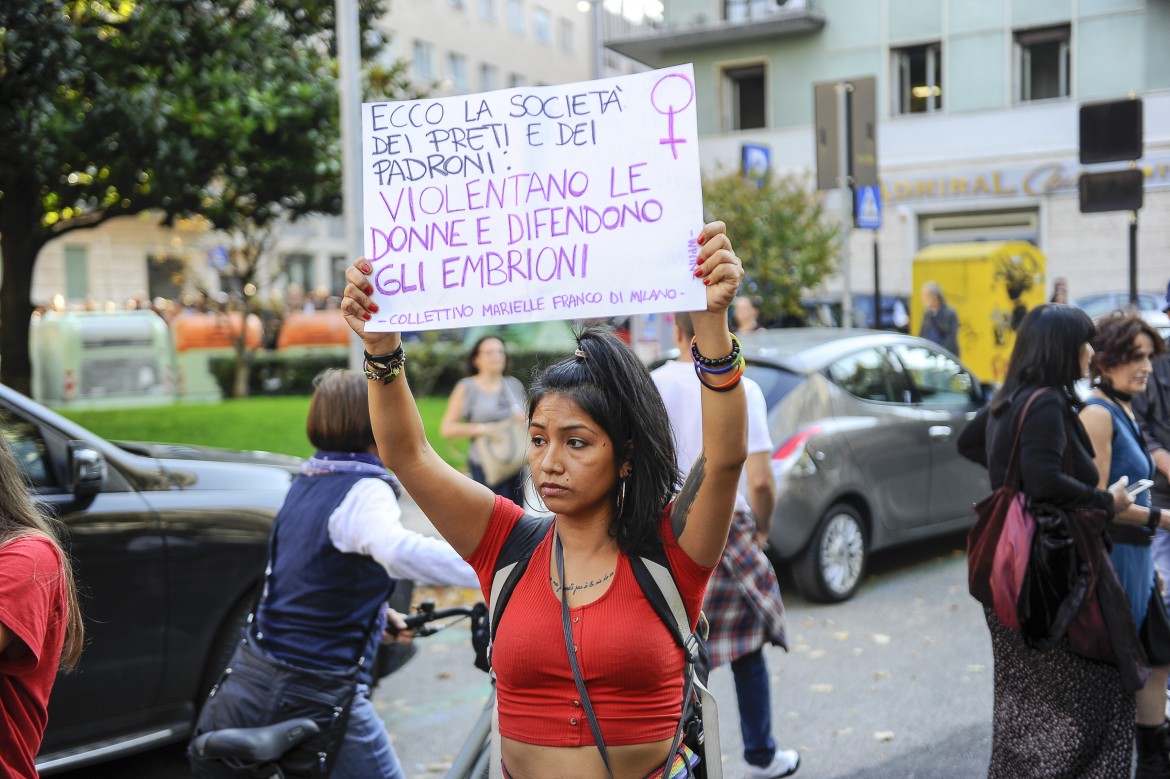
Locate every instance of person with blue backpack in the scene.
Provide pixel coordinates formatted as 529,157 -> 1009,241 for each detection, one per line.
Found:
342,220 -> 748,779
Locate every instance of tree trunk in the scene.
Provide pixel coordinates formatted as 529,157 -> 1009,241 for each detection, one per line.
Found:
231,305 -> 252,399
0,191 -> 48,397
232,341 -> 251,399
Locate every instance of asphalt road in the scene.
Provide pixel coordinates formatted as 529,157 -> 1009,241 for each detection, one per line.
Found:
56,501 -> 994,778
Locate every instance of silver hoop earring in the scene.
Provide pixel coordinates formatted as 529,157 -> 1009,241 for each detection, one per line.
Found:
616,477 -> 628,518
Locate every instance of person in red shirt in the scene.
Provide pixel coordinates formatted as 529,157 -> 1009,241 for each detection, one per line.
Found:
0,434 -> 85,779
343,220 -> 748,779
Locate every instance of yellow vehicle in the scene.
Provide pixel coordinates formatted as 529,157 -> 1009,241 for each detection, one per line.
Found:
911,241 -> 1047,384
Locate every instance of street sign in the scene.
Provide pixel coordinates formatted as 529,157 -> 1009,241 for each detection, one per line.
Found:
1079,169 -> 1144,213
1080,99 -> 1142,165
742,143 -> 771,188
849,77 -> 878,188
854,185 -> 882,229
813,76 -> 878,191
814,82 -> 839,191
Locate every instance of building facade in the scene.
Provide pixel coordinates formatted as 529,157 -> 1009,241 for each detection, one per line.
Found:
610,0 -> 1170,310
30,0 -> 650,311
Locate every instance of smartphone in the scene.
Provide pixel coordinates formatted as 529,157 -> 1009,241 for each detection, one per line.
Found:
1127,478 -> 1155,496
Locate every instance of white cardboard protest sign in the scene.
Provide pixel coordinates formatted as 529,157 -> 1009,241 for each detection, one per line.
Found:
361,64 -> 705,332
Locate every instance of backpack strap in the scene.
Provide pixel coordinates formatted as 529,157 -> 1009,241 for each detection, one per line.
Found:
628,554 -> 691,650
488,516 -> 721,778
488,514 -> 554,658
628,545 -> 720,779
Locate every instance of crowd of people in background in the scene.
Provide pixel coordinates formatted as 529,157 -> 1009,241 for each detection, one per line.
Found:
30,282 -> 344,351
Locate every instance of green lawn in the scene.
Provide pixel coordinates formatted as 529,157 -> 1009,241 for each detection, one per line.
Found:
58,395 -> 470,471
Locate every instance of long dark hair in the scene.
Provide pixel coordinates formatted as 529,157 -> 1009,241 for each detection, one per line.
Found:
527,326 -> 680,553
991,304 -> 1095,415
0,434 -> 84,669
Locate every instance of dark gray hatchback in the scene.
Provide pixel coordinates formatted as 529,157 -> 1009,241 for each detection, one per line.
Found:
739,328 -> 990,602
0,383 -> 299,774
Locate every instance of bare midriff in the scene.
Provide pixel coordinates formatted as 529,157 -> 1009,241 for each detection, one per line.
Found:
501,735 -> 676,779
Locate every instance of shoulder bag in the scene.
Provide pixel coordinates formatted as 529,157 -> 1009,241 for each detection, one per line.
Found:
967,390 -> 1047,631
967,388 -> 1110,655
470,379 -> 528,486
188,532 -> 382,779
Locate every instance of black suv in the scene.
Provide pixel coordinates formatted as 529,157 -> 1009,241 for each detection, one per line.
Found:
0,384 -> 299,774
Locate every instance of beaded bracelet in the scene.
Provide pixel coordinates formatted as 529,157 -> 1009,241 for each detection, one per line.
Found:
690,334 -> 741,368
363,346 -> 406,384
693,352 -> 746,392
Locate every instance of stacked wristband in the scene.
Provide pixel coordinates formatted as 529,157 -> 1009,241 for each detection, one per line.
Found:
691,334 -> 745,392
363,345 -> 406,384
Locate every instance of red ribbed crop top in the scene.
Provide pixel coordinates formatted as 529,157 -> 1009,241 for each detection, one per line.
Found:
467,496 -> 714,747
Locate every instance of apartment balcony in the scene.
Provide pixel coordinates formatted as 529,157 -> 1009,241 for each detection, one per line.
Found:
605,0 -> 824,68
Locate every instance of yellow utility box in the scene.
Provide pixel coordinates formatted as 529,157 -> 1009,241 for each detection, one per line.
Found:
911,241 -> 1046,384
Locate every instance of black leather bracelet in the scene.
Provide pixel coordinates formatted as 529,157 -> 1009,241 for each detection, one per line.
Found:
1147,506 -> 1162,532
363,345 -> 405,384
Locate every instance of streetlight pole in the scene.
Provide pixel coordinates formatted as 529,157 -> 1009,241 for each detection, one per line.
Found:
578,0 -> 604,80
836,81 -> 853,330
336,0 -> 364,369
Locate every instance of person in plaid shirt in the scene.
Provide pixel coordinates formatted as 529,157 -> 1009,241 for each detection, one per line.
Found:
652,311 -> 798,779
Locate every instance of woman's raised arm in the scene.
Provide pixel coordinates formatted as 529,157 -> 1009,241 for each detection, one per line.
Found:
342,261 -> 495,558
673,221 -> 749,567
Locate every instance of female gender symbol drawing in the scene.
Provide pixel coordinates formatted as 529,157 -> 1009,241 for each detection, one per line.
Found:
651,73 -> 695,160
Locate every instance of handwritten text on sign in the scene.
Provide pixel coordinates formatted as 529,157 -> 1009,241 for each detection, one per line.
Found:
361,65 -> 704,332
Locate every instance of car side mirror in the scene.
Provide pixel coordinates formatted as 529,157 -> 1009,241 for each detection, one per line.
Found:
69,442 -> 107,500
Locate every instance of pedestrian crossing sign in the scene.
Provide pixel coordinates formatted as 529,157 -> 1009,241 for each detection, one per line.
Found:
854,185 -> 882,230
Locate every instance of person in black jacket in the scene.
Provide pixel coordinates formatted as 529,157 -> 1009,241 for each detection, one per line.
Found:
919,281 -> 961,356
958,304 -> 1140,778
1132,292 -> 1170,622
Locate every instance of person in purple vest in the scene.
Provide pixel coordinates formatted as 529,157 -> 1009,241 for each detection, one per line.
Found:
253,369 -> 479,779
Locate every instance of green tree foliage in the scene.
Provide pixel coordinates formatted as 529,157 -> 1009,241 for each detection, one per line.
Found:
702,173 -> 839,325
0,0 -> 416,394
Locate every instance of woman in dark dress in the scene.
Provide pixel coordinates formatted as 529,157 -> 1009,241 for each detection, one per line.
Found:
1081,313 -> 1170,777
958,304 -> 1139,778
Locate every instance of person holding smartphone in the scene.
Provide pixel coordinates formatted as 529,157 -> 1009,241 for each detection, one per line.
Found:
958,305 -> 1138,777
1080,312 -> 1170,778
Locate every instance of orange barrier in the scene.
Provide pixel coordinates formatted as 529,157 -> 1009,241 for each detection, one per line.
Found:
172,312 -> 263,351
276,310 -> 350,350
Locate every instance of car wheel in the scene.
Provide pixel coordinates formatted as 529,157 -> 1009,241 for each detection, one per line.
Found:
197,586 -> 259,702
793,504 -> 867,603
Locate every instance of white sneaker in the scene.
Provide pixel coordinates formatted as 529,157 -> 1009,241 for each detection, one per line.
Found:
743,749 -> 801,779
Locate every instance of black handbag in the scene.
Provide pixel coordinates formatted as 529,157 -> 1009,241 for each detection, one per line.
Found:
1017,503 -> 1093,651
189,525 -> 383,779
188,631 -> 359,779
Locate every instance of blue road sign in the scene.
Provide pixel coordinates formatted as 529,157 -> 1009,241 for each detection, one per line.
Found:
855,185 -> 882,230
742,143 -> 770,188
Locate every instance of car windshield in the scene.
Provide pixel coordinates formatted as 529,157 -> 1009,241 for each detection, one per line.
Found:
744,363 -> 803,408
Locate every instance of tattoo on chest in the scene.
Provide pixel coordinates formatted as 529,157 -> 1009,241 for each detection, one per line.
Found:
549,570 -> 615,595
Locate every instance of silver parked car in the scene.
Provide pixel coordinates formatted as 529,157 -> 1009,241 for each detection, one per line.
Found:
1071,291 -> 1170,339
739,328 -> 990,603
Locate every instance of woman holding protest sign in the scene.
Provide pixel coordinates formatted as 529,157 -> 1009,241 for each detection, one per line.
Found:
441,335 -> 528,503
342,219 -> 747,779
